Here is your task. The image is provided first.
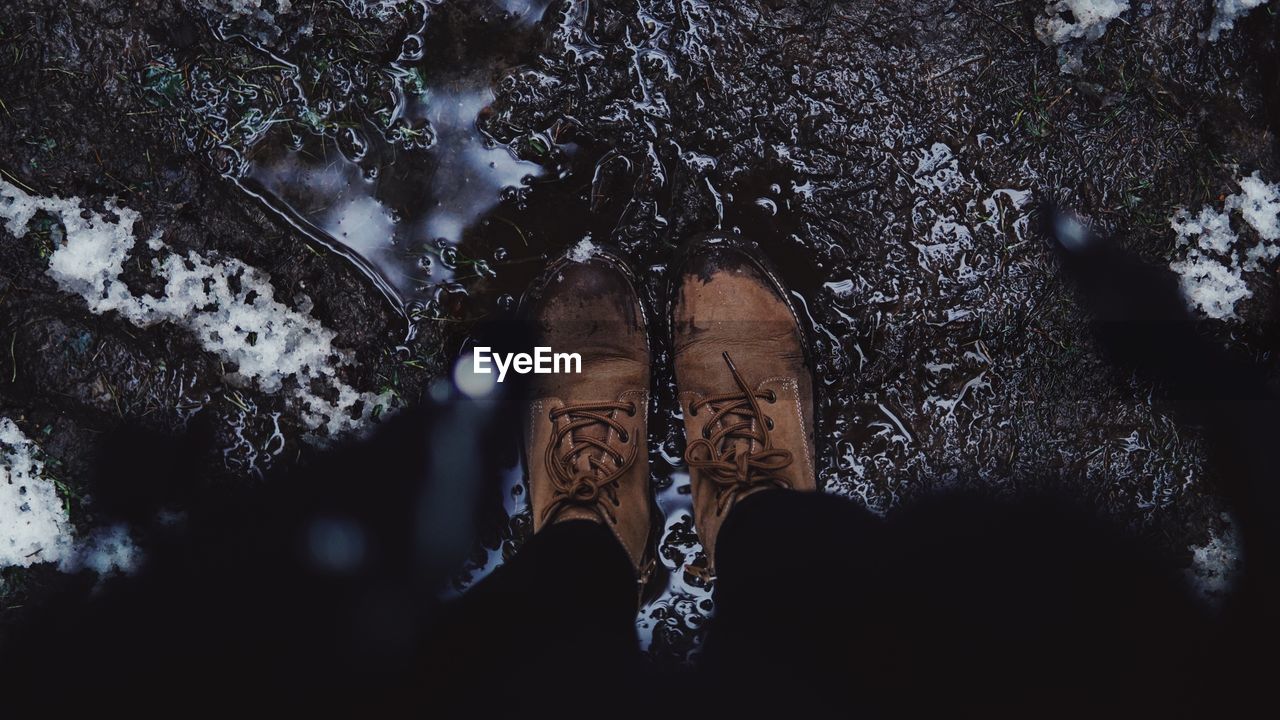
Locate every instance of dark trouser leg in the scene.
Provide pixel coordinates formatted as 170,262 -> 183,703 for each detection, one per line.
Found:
420,520 -> 647,716
700,489 -> 1210,718
699,489 -> 888,717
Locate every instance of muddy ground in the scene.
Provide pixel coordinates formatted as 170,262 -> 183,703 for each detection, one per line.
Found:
1,0 -> 1278,662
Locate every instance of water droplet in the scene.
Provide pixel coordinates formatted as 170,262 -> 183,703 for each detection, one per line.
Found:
439,246 -> 459,269
400,34 -> 425,62
407,301 -> 430,323
338,128 -> 369,162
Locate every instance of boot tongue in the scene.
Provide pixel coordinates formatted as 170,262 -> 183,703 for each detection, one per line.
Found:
716,354 -> 765,462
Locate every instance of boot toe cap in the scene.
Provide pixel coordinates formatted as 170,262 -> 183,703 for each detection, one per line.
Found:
533,249 -> 644,328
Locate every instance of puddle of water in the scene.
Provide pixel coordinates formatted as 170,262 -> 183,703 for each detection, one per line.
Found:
496,0 -> 555,24
240,81 -> 544,319
204,1 -> 574,327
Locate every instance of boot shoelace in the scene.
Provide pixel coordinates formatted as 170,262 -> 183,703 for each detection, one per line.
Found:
543,400 -> 638,524
684,351 -> 794,514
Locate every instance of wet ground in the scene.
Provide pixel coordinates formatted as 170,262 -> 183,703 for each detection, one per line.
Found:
2,0 -> 1279,663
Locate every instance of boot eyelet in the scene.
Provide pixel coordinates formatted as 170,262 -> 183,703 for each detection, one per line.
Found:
689,405 -> 698,417
765,417 -> 775,430
766,390 -> 777,403
619,431 -> 630,443
627,403 -> 637,417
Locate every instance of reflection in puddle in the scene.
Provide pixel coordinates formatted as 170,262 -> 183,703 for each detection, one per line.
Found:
194,0 -> 597,336
241,81 -> 542,319
417,87 -> 540,246
230,1 -> 559,324
495,0 -> 554,24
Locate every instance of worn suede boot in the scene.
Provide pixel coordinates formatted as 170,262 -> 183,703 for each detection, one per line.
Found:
523,246 -> 658,590
670,234 -> 817,570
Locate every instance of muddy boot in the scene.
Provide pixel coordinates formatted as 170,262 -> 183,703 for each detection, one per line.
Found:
522,246 -> 658,591
670,234 -> 817,571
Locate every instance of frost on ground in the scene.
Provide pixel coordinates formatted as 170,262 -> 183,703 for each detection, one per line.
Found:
1035,0 -> 1130,73
1169,172 -> 1280,320
0,179 -> 391,437
1,418 -> 138,574
1206,0 -> 1272,41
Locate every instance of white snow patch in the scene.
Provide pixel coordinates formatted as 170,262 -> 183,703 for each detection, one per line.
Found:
568,236 -> 599,263
0,179 -> 391,436
1036,1 -> 1131,73
1232,172 -> 1280,243
1036,0 -> 1130,43
1170,251 -> 1251,320
1,418 -> 74,568
1,418 -> 140,574
1168,172 -> 1280,320
1205,0 -> 1271,42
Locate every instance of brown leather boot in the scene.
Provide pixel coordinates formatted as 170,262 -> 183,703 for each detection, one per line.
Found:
522,246 -> 658,590
670,234 -> 818,571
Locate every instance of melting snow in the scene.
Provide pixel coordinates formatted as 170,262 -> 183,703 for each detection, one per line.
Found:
1036,1 -> 1130,73
1,418 -> 139,573
0,179 -> 391,436
1206,0 -> 1271,41
1168,172 -> 1280,320
1036,0 -> 1130,44
1232,172 -> 1280,243
0,418 -> 74,568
